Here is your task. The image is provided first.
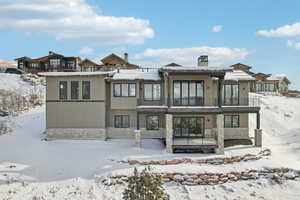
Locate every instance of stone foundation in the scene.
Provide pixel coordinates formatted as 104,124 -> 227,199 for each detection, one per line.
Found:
46,128 -> 106,140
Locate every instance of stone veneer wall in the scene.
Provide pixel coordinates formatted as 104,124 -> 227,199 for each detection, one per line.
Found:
46,128 -> 106,140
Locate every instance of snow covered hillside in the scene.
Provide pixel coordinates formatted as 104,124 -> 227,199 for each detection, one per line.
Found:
0,94 -> 300,199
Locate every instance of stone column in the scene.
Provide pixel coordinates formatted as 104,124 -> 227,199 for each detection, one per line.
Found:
216,114 -> 224,155
134,130 -> 141,148
165,114 -> 173,153
255,129 -> 262,147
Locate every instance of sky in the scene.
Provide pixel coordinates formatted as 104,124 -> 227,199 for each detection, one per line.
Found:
0,0 -> 299,89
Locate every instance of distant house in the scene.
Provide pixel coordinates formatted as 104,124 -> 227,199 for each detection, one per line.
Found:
101,53 -> 139,71
230,63 -> 291,94
79,59 -> 102,72
164,63 -> 182,67
15,51 -> 81,73
0,59 -> 17,72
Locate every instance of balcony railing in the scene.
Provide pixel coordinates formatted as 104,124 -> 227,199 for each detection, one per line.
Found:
137,98 -> 165,106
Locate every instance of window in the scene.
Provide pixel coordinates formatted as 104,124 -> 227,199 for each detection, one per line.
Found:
19,62 -> 24,68
50,59 -> 60,67
144,83 -> 161,101
114,115 -> 129,128
173,81 -> 204,106
113,83 -> 136,97
82,81 -> 91,99
256,83 -> 262,92
71,81 -> 79,100
265,83 -> 275,92
224,115 -> 240,128
66,61 -> 75,68
173,117 -> 205,137
146,116 -> 159,130
59,81 -> 68,100
223,84 -> 239,105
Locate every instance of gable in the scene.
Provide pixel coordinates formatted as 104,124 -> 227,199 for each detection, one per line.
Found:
230,63 -> 252,72
101,53 -> 127,65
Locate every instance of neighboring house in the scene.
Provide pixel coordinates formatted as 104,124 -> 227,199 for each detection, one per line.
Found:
40,56 -> 262,154
164,63 -> 182,67
0,59 -> 17,72
101,53 -> 139,71
79,59 -> 102,72
15,51 -> 81,73
231,63 -> 291,94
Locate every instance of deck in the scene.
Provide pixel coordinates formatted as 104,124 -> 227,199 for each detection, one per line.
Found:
172,138 -> 217,150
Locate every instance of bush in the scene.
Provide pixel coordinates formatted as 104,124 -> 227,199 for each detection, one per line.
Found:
123,167 -> 170,200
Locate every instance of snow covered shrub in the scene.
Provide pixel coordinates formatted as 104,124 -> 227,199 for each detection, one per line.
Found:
0,120 -> 11,135
123,167 -> 170,200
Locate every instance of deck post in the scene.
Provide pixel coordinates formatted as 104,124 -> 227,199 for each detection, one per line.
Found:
254,129 -> 262,147
165,114 -> 173,153
216,114 -> 224,154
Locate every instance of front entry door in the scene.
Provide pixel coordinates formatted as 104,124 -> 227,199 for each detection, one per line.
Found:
173,117 -> 205,138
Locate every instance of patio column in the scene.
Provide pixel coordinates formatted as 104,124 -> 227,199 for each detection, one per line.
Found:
165,114 -> 173,153
216,114 -> 224,155
255,112 -> 262,147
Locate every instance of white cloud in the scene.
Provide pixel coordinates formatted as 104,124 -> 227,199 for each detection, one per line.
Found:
286,40 -> 300,50
256,22 -> 300,38
0,0 -> 154,45
132,46 -> 251,67
79,47 -> 94,55
212,25 -> 223,33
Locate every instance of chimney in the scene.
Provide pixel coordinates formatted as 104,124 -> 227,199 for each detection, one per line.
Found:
124,53 -> 128,62
198,55 -> 208,67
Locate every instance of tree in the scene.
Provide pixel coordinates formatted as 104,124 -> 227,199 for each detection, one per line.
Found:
123,167 -> 170,200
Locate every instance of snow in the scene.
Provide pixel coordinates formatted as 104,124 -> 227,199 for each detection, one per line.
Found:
1,93 -> 300,199
38,71 -> 113,77
111,69 -> 161,81
160,66 -> 232,72
225,70 -> 255,81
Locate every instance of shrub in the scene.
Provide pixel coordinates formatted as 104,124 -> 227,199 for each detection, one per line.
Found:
123,167 -> 170,200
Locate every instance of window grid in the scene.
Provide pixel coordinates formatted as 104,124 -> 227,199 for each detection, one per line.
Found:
113,83 -> 136,97
114,115 -> 130,128
224,115 -> 240,128
144,83 -> 161,101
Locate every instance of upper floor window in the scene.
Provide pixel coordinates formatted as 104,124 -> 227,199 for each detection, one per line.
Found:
82,81 -> 91,99
223,84 -> 239,105
66,61 -> 75,68
224,115 -> 240,128
71,81 -> 79,100
114,115 -> 129,128
173,81 -> 204,106
113,83 -> 136,97
59,81 -> 68,100
50,59 -> 60,66
144,83 -> 161,101
19,62 -> 24,68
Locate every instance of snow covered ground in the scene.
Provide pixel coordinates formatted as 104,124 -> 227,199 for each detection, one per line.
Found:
0,94 -> 300,199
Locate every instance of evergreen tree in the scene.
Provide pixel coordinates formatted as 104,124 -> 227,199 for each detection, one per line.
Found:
123,167 -> 170,200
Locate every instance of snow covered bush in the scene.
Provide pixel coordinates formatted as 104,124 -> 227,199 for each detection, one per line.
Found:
0,120 -> 11,135
123,167 -> 170,200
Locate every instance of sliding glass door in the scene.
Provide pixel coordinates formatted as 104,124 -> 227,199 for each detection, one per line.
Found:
173,117 -> 205,138
173,81 -> 204,106
223,84 -> 239,105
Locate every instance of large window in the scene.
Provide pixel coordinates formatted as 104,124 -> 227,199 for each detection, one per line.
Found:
146,116 -> 159,130
144,83 -> 161,101
113,83 -> 136,97
173,117 -> 205,137
59,81 -> 68,100
71,81 -> 79,100
82,81 -> 91,99
114,115 -> 129,128
173,81 -> 204,106
265,83 -> 275,92
50,59 -> 60,67
224,115 -> 240,128
223,84 -> 239,105
256,83 -> 262,92
66,61 -> 75,68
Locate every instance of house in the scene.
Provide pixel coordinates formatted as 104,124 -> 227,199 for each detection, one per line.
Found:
79,59 -> 102,72
15,51 -> 81,73
101,53 -> 139,71
230,63 -> 291,94
40,55 -> 262,154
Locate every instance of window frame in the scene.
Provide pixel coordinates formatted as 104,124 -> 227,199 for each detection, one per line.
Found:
146,115 -> 160,130
59,81 -> 68,100
113,83 -> 136,97
82,81 -> 91,100
224,115 -> 240,128
143,83 -> 161,101
173,80 -> 204,106
71,81 -> 79,100
173,117 -> 205,138
223,84 -> 240,105
114,115 -> 130,128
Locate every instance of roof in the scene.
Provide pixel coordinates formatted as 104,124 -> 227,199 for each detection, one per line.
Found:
267,75 -> 291,84
230,63 -> 252,70
79,59 -> 100,67
165,62 -> 182,67
101,53 -> 127,65
14,56 -> 31,61
225,70 -> 255,81
111,69 -> 161,81
38,71 -> 113,77
160,66 -> 232,73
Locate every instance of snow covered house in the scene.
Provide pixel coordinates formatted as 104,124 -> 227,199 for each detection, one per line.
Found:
40,56 -> 262,154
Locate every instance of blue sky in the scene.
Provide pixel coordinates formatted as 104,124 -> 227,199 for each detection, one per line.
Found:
0,0 -> 299,89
